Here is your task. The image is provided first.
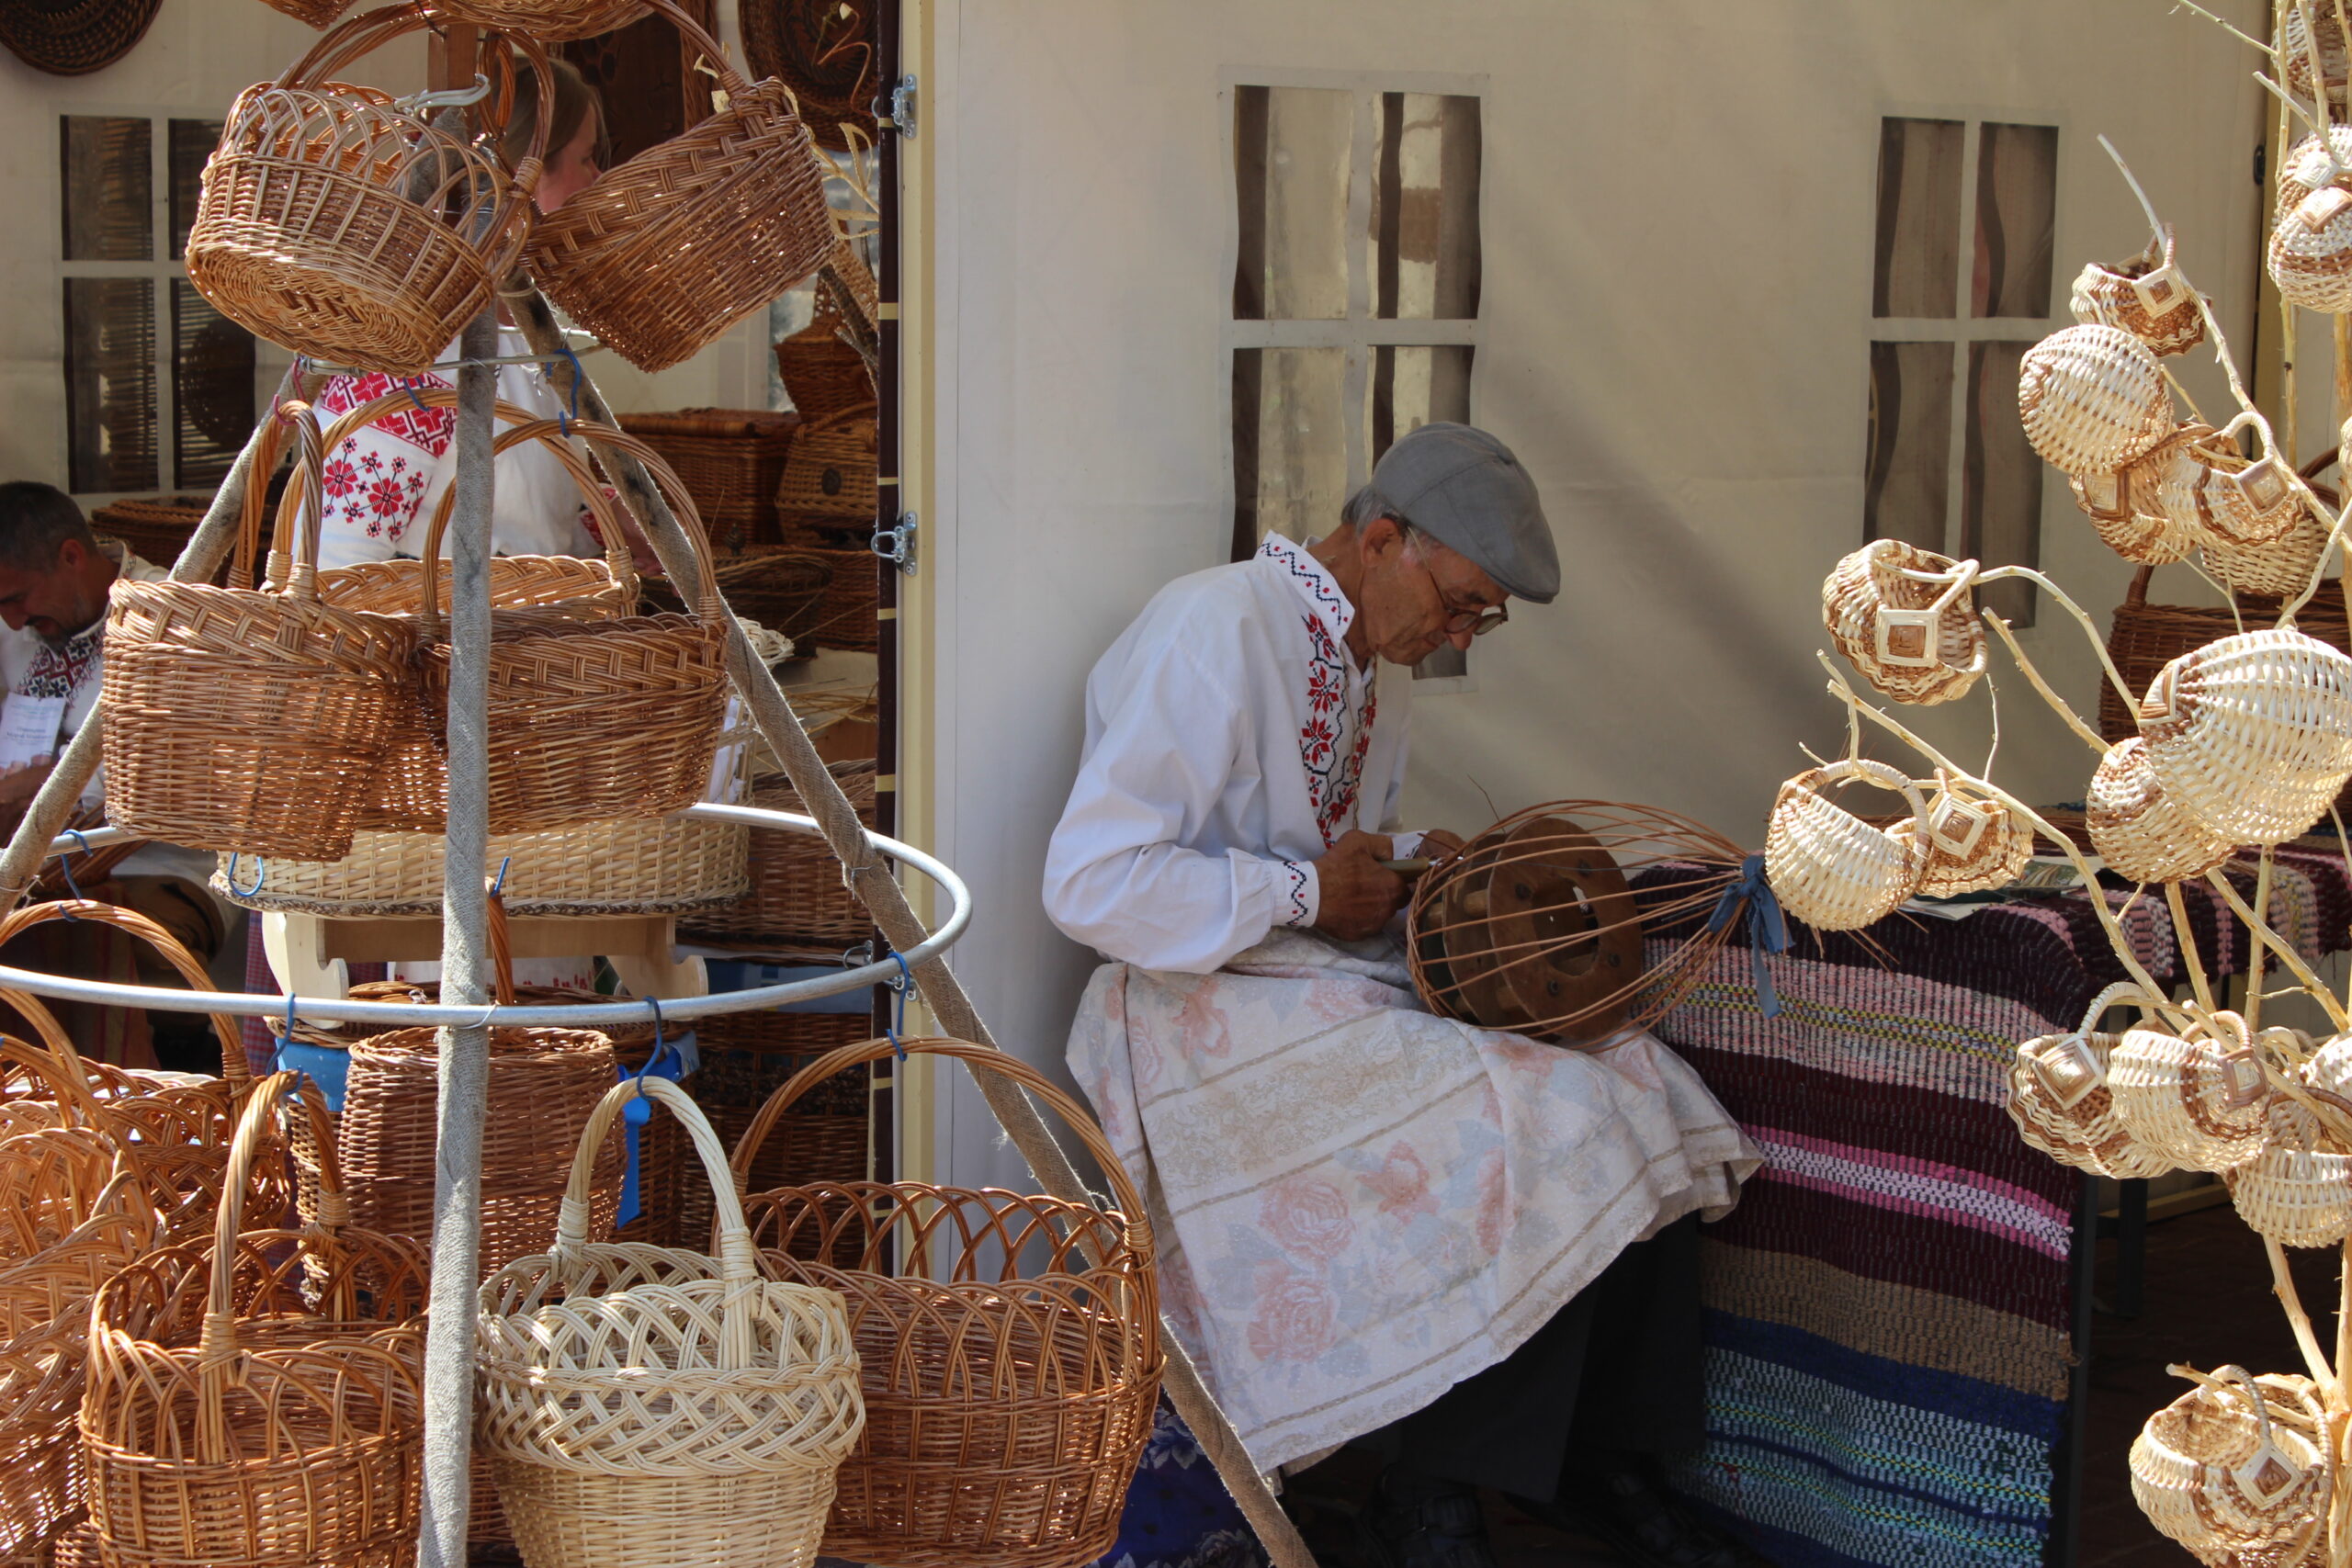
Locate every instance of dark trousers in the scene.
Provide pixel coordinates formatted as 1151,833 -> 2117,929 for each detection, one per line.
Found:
1359,1213 -> 1705,1500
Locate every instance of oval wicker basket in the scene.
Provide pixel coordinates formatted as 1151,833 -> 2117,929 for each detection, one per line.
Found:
476,1076 -> 866,1568
1820,541 -> 1986,705
186,6 -> 548,374
2139,627 -> 2352,846
2130,1367 -> 2330,1568
2108,1011 -> 2271,1174
2226,1099 -> 2352,1249
2285,4 -> 2350,105
1763,760 -> 1928,931
526,0 -> 836,372
2008,983 -> 2177,1181
1914,773 -> 2033,897
2086,737 -> 2238,886
735,1037 -> 1162,1568
2018,324 -> 2173,478
2069,226 -> 2205,358
2154,416 -> 2301,548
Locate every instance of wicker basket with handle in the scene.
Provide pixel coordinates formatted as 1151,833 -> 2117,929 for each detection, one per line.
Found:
2107,1010 -> 2271,1174
2226,1098 -> 2352,1249
475,1076 -> 866,1568
2138,626 -> 2352,846
2130,1367 -> 2330,1568
2086,738 -> 2239,886
2007,982 -> 2177,1181
186,6 -> 548,374
2270,181 -> 2352,312
735,1037 -> 1163,1568
421,0 -> 647,39
775,297 -> 876,424
1819,540 -> 1985,705
87,494 -> 217,579
2018,324 -> 2174,478
1913,773 -> 2033,897
2096,567 -> 2352,743
1763,760 -> 1928,931
2285,4 -> 2350,105
526,0 -> 835,371
620,407 -> 801,551
2069,225 -> 2205,357
684,760 -> 877,946
2152,415 -> 2302,548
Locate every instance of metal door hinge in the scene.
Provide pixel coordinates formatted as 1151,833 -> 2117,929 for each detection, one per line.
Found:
874,511 -> 918,576
876,74 -> 916,138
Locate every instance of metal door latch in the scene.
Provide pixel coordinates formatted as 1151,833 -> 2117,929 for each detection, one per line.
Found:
873,511 -> 917,576
876,74 -> 916,138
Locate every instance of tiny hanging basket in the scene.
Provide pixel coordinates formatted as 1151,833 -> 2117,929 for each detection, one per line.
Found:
2284,4 -> 2351,105
2202,502 -> 2336,598
1820,541 -> 1987,705
2071,423 -> 2204,566
1913,773 -> 2032,897
1763,760 -> 1928,932
2138,627 -> 2352,846
2007,983 -> 2177,1181
2226,1099 -> 2352,1249
2107,1011 -> 2272,1174
2017,324 -> 2173,478
2153,415 -> 2303,549
2269,180 -> 2352,312
2086,738 -> 2239,886
2070,226 -> 2206,358
2130,1367 -> 2331,1568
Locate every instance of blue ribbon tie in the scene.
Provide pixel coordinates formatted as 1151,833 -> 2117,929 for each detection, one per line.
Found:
1706,854 -> 1790,1019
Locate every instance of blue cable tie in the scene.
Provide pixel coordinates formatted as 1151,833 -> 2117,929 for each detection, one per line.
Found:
884,950 -> 912,1063
274,992 -> 300,1070
226,854 -> 266,898
491,855 -> 512,895
554,340 -> 584,418
56,829 -> 91,914
402,378 -> 431,418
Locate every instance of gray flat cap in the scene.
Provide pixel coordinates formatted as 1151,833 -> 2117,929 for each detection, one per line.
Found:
1370,423 -> 1558,604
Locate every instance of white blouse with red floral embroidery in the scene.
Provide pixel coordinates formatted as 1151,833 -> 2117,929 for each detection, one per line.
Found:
1043,535 -> 1427,975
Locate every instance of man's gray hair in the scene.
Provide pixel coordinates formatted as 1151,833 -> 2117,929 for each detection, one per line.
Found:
1340,483 -> 1404,532
0,482 -> 97,572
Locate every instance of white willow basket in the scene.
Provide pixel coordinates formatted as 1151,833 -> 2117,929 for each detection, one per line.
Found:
2154,415 -> 2301,548
2203,504 -> 2335,597
2018,324 -> 2173,478
2108,1011 -> 2271,1174
1819,541 -> 1985,705
2007,982 -> 2176,1181
2086,737 -> 2238,886
1913,773 -> 2032,897
1763,760 -> 1928,931
2069,226 -> 2204,358
2285,5 -> 2351,106
2271,181 -> 2352,313
2139,628 -> 2352,846
2130,1368 -> 2330,1568
2071,426 -> 2204,566
2227,1100 -> 2352,1250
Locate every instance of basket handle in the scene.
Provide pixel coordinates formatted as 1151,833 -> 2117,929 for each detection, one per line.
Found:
232,412 -> 294,592
637,0 -> 752,100
0,899 -> 250,1088
0,1030 -> 122,1134
2123,564 -> 2154,610
407,422 -> 645,630
1796,757 -> 1928,820
2074,980 -> 2154,1038
729,1035 -> 1155,1259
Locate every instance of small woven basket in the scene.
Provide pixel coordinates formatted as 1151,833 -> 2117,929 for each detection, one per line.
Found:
2153,415 -> 2302,548
2071,427 -> 2202,566
526,0 -> 835,372
2130,1367 -> 2330,1568
2070,226 -> 2206,358
421,0 -> 647,40
186,8 -> 548,374
1763,760 -> 1928,931
735,1038 -> 1163,1568
684,761 -> 877,946
476,1076 -> 867,1568
2007,983 -> 2177,1181
776,411 -> 880,535
2270,182 -> 2352,313
2086,738 -> 2239,886
2139,627 -> 2352,846
2107,1011 -> 2271,1174
2017,324 -> 2174,478
2227,1099 -> 2352,1249
1820,540 -> 1986,705
1913,773 -> 2033,897
619,408 -> 801,551
2205,502 -> 2336,597
2280,129 -> 2352,217
2285,5 -> 2350,105
258,0 -> 354,26
81,1072 -> 431,1568
775,299 -> 876,424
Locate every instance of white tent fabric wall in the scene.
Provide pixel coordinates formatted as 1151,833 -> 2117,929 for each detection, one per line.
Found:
920,0 -> 2268,1192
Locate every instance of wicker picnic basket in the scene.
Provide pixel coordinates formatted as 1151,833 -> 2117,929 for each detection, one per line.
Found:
526,0 -> 835,371
1764,760 -> 1928,931
2107,1011 -> 2271,1174
804,547 -> 881,651
2130,1367 -> 2331,1568
775,299 -> 876,424
421,0 -> 646,40
476,1076 -> 866,1568
2007,983 -> 2177,1181
186,6 -> 548,374
81,1072 -> 432,1568
776,411 -> 879,537
1913,773 -> 2032,897
2069,226 -> 2205,358
2138,627 -> 2352,846
1820,540 -> 1985,705
102,409 -> 410,862
2152,416 -> 2301,548
2086,738 -> 2239,886
2226,1099 -> 2352,1249
2017,324 -> 2173,478
684,761 -> 877,946
620,408 -> 801,551
736,1038 -> 1163,1568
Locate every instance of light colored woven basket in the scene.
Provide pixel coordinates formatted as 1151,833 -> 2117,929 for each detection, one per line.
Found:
2130,1367 -> 2330,1568
2227,1099 -> 2352,1249
2108,1011 -> 2271,1174
2007,983 -> 2177,1181
734,1038 -> 1163,1568
186,10 -> 547,374
2271,180 -> 2352,313
2069,226 -> 2206,358
476,1077 -> 866,1568
2284,129 -> 2352,220
1763,760 -> 1928,931
2139,627 -> 2352,845
2018,324 -> 2173,478
82,1073 -> 431,1568
2071,423 -> 2205,565
2086,738 -> 2239,886
526,0 -> 835,373
1820,541 -> 1986,705
2285,5 -> 2350,105
2153,415 -> 2301,548
422,0 -> 648,39
2202,502 -> 2337,598
1913,773 -> 2033,897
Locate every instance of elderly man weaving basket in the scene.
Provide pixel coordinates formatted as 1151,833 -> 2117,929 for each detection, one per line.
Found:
1045,424 -> 1758,1568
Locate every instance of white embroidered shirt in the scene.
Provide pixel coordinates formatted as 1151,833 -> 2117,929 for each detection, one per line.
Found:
1043,535 -> 1422,974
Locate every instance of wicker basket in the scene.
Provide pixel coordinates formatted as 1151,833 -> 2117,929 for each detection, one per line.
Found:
1914,773 -> 2032,896
1820,541 -> 1986,705
2281,128 -> 2352,218
422,0 -> 648,40
186,9 -> 548,374
676,1010 -> 873,1248
1764,760 -> 1928,931
2008,983 -> 2177,1181
2130,1367 -> 2330,1568
2227,1099 -> 2352,1249
2270,182 -> 2352,313
2097,569 -> 2352,742
684,761 -> 877,946
2071,434 -> 2200,566
2086,738 -> 2239,886
87,494 -> 212,577
101,410 -> 410,862
526,0 -> 835,372
735,1038 -> 1163,1568
476,1077 -> 866,1568
258,0 -> 353,26
2285,5 -> 2350,105
776,411 -> 879,536
741,0 -> 876,152
2069,225 -> 2205,358
82,1073 -> 431,1568
2018,324 -> 2173,478
803,547 -> 880,652
620,408 -> 801,551
2139,627 -> 2352,846
2108,1011 -> 2271,1174
640,547 -> 834,651
2206,502 -> 2336,597
2154,415 -> 2301,548
775,299 -> 876,425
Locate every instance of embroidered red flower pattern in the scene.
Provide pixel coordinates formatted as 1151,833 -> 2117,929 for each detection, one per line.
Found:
322,457 -> 358,499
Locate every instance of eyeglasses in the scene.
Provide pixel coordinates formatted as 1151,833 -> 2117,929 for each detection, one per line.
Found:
1405,534 -> 1510,637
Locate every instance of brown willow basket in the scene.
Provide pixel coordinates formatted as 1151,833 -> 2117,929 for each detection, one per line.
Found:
640,547 -> 835,652
2130,1367 -> 2331,1568
101,408 -> 410,862
87,494 -> 210,577
2227,1099 -> 2352,1249
775,299 -> 876,424
2018,324 -> 2173,477
1764,760 -> 1928,931
2108,1010 -> 2271,1174
1913,773 -> 2033,897
804,547 -> 880,651
675,1010 -> 872,1249
2154,415 -> 2302,547
684,761 -> 877,946
2139,626 -> 2352,846
186,6 -> 548,374
776,411 -> 880,534
2069,225 -> 2205,357
619,408 -> 801,551
2007,982 -> 2177,1181
82,1072 -> 431,1568
2086,739 -> 2238,886
735,1037 -> 1162,1568
526,0 -> 835,372
1820,540 -> 1986,705
422,0 -> 646,40
476,1077 -> 866,1568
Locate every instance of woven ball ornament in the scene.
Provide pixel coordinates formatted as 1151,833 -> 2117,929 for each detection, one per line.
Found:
2086,738 -> 2238,886
2226,1100 -> 2352,1249
2007,983 -> 2177,1181
2107,1011 -> 2271,1174
2018,324 -> 2174,477
2138,628 -> 2352,846
1764,760 -> 1928,931
2153,417 -> 2301,548
2130,1368 -> 2331,1568
2069,227 -> 2205,358
1820,540 -> 1986,705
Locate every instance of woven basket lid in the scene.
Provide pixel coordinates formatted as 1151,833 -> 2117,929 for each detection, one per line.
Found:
742,0 -> 876,152
0,0 -> 162,73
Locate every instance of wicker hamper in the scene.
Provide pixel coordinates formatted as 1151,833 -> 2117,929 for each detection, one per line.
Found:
619,407 -> 801,550
803,547 -> 881,652
685,760 -> 878,947
776,411 -> 879,544
775,299 -> 876,424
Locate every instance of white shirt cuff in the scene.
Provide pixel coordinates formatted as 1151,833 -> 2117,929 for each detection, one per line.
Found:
1275,858 -> 1317,929
1389,830 -> 1425,860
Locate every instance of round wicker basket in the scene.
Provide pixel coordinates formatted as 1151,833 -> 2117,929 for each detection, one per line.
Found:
1764,760 -> 1928,931
2271,182 -> 2352,312
2129,1368 -> 2330,1568
1820,540 -> 1986,705
2007,983 -> 2177,1181
2285,4 -> 2350,105
2086,737 -> 2239,886
2018,324 -> 2173,478
2139,627 -> 2352,846
2069,227 -> 2205,358
2107,1011 -> 2271,1174
2227,1099 -> 2352,1249
2153,417 -> 2301,548
2071,424 -> 2204,565
1914,773 -> 2033,897
2279,127 -> 2352,217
